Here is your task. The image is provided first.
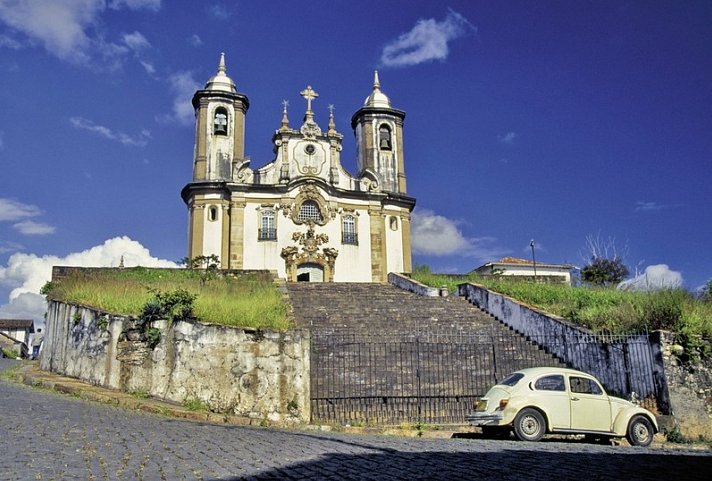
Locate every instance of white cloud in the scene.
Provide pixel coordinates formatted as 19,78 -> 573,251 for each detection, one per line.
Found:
634,201 -> 681,213
498,131 -> 517,144
0,198 -> 42,222
70,116 -> 150,147
0,241 -> 24,255
209,3 -> 231,20
0,0 -> 103,63
380,9 -> 475,67
109,0 -> 161,11
140,60 -> 156,75
0,236 -> 178,324
188,34 -> 203,47
0,0 -> 157,69
411,209 -> 508,262
158,71 -> 200,126
121,31 -> 151,51
618,264 -> 683,292
13,221 -> 56,236
0,33 -> 21,49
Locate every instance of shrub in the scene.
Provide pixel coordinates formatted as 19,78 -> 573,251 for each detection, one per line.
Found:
140,288 -> 197,325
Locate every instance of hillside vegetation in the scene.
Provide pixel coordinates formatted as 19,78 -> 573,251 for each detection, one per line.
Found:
412,266 -> 712,358
42,267 -> 291,331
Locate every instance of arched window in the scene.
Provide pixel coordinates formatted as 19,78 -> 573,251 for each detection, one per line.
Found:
389,216 -> 399,231
342,215 -> 357,245
214,107 -> 228,135
259,210 -> 276,241
379,124 -> 392,150
297,200 -> 322,223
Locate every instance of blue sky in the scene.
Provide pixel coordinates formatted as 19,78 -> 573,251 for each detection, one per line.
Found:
0,1 -> 710,323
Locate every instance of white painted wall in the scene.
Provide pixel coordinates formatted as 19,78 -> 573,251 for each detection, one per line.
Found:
385,214 -> 405,274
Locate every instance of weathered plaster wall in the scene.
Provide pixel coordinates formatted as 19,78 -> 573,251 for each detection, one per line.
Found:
40,301 -> 310,424
388,272 -> 440,297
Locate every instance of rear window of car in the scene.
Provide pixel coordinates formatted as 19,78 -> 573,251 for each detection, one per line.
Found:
534,374 -> 566,391
498,372 -> 525,387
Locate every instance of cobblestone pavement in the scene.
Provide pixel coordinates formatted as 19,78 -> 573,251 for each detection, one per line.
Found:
2,359 -> 711,481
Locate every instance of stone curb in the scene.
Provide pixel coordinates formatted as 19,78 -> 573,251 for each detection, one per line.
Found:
11,362 -> 702,449
14,362 -> 463,438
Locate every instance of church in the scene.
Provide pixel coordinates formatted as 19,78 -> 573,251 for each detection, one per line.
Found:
181,55 -> 416,282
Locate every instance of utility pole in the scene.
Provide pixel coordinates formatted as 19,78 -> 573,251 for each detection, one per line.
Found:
530,239 -> 537,281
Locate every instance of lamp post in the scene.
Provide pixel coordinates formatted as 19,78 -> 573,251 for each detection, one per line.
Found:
530,239 -> 537,281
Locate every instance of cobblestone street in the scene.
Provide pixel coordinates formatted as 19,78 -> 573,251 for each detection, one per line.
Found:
2,359 -> 711,480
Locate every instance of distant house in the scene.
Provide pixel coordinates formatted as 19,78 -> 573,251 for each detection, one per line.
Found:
0,319 -> 34,358
470,257 -> 576,285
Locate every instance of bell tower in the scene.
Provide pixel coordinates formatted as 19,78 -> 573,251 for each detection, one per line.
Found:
191,53 -> 250,181
351,71 -> 407,194
183,54 -> 250,265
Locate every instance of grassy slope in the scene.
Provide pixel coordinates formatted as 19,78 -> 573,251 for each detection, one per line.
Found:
411,267 -> 712,339
44,267 -> 291,331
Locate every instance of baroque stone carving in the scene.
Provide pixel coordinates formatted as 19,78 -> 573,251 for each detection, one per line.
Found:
284,183 -> 335,226
280,226 -> 339,282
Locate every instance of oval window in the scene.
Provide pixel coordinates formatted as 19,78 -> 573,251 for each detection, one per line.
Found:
208,206 -> 218,222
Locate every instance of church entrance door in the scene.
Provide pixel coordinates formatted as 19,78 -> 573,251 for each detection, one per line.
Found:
296,263 -> 324,282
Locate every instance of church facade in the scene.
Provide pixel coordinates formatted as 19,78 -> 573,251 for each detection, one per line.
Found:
181,55 -> 416,282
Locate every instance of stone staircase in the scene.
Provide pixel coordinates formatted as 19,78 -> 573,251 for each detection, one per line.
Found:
286,282 -> 563,424
288,282 -> 490,329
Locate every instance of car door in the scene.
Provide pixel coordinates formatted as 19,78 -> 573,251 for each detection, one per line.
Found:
568,375 -> 612,432
531,374 -> 569,429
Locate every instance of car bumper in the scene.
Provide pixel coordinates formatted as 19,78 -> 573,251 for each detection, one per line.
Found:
465,412 -> 504,426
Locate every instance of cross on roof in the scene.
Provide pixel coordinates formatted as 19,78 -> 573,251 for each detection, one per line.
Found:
300,85 -> 319,112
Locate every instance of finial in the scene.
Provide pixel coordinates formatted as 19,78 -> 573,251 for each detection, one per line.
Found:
328,104 -> 336,132
280,99 -> 290,130
218,52 -> 226,75
373,70 -> 380,90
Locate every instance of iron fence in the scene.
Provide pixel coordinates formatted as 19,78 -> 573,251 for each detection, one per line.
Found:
309,327 -> 661,425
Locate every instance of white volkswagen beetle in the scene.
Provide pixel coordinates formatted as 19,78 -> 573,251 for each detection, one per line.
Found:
466,367 -> 658,446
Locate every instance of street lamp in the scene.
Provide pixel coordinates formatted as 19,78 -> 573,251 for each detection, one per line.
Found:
530,239 -> 537,281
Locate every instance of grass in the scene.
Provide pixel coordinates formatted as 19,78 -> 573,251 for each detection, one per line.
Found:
411,266 -> 712,339
43,267 -> 291,331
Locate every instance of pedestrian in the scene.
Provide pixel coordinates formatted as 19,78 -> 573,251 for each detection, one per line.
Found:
32,328 -> 44,360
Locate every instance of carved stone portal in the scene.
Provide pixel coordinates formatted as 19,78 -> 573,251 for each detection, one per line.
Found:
281,226 -> 338,282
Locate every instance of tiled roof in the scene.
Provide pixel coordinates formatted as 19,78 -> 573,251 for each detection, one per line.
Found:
0,319 -> 34,330
474,257 -> 574,270
498,257 -> 532,265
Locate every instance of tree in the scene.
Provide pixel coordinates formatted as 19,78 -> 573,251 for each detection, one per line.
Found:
701,280 -> 712,303
581,256 -> 629,287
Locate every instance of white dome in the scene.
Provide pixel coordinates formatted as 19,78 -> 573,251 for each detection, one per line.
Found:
364,71 -> 391,108
205,53 -> 236,93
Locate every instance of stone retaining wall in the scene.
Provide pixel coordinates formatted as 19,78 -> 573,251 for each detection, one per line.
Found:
40,301 -> 310,424
658,331 -> 712,439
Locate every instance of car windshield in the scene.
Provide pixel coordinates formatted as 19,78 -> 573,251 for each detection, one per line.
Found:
497,372 -> 525,387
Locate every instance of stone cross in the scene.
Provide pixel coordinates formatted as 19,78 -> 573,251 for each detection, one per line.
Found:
300,85 -> 319,112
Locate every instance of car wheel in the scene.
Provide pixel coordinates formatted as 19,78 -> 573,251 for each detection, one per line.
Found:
513,408 -> 546,442
626,415 -> 654,447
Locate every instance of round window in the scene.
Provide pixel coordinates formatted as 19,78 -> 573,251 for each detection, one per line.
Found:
304,144 -> 316,155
